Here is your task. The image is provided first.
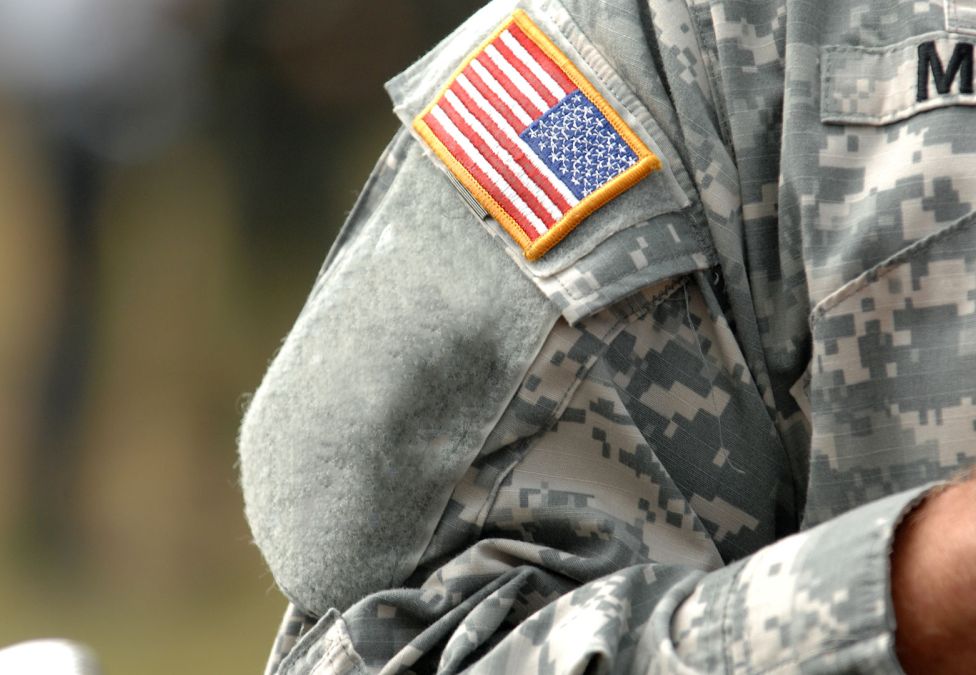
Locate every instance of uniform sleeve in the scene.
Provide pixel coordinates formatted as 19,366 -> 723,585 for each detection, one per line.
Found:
240,0 -> 964,673
256,256 -> 939,674
452,490 -> 930,675
238,0 -> 707,619
238,128 -> 564,615
664,488 -> 930,674
268,486 -> 932,675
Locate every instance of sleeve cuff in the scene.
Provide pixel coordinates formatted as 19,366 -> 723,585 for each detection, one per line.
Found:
667,483 -> 940,674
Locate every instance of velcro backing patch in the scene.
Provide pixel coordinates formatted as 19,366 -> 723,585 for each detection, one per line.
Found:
414,10 -> 661,260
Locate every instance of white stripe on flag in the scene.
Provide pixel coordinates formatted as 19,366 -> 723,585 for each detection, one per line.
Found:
484,44 -> 550,115
430,105 -> 548,236
443,90 -> 563,222
469,59 -> 535,128
499,30 -> 569,101
456,73 -> 579,207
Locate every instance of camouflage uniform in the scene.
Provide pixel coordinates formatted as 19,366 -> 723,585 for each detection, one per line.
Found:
239,0 -> 976,672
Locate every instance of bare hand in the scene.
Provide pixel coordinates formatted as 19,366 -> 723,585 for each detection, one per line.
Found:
891,477 -> 976,674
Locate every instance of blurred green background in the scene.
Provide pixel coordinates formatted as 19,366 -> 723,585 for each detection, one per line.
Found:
0,1 -> 483,672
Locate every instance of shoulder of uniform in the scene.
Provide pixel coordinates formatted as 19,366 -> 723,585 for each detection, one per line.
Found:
385,0 -> 714,322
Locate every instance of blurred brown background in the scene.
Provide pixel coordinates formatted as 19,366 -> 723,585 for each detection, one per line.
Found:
0,1 -> 483,672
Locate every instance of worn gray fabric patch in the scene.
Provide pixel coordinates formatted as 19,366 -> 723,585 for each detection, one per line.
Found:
239,136 -> 560,616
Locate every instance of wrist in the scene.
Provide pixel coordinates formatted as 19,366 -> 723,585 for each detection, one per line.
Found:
891,479 -> 976,674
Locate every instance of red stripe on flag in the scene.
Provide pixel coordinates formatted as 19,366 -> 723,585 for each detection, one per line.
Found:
462,67 -> 528,134
423,110 -> 541,241
440,97 -> 554,227
492,32 -> 558,108
507,24 -> 575,95
474,51 -> 544,119
449,81 -> 573,215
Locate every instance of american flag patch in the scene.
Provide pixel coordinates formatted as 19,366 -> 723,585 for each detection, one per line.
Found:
414,10 -> 661,261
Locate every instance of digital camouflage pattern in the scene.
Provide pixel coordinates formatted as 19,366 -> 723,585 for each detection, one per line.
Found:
248,0 -> 976,673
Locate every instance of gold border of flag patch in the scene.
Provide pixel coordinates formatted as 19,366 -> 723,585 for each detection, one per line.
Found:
413,10 -> 661,261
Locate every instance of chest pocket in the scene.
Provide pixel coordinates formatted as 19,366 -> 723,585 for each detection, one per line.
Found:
808,31 -> 976,298
801,30 -> 976,526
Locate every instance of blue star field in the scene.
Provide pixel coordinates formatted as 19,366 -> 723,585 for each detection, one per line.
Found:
520,91 -> 638,200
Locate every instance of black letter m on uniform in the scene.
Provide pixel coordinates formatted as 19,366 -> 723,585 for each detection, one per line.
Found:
917,41 -> 974,101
